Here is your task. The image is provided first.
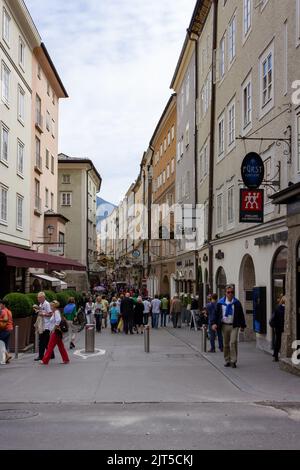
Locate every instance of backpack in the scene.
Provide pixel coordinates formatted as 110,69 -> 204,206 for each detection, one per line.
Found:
60,318 -> 69,334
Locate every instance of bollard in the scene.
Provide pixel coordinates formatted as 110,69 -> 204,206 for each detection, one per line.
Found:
85,324 -> 95,353
144,325 -> 150,353
15,326 -> 19,359
35,329 -> 39,354
202,325 -> 207,353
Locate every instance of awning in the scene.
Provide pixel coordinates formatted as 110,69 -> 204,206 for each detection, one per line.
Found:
60,281 -> 68,290
32,274 -> 61,287
0,244 -> 86,271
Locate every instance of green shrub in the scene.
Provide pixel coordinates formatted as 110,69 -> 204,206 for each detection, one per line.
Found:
4,293 -> 32,318
56,292 -> 69,309
64,290 -> 82,306
44,291 -> 57,302
25,293 -> 38,306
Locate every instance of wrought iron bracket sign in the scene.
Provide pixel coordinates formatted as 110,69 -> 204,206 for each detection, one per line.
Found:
240,189 -> 264,224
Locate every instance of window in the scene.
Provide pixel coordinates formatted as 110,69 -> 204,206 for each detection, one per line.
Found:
61,192 -> 72,206
52,90 -> 56,105
160,144 -> 163,157
0,185 -> 8,223
243,78 -> 252,129
51,155 -> 55,174
46,111 -> 50,131
35,137 -> 41,169
2,8 -> 10,44
243,0 -> 252,37
36,94 -> 42,127
62,174 -> 71,184
217,194 -> 223,230
1,62 -> 10,104
171,158 -> 175,173
220,35 -> 225,79
45,188 -> 49,208
0,123 -> 9,164
228,101 -> 235,146
260,44 -> 274,113
46,149 -> 49,169
181,89 -> 184,115
59,232 -> 65,254
51,119 -> 55,138
228,15 -> 236,64
201,70 -> 212,118
218,114 -> 225,157
47,81 -> 51,96
180,139 -> 184,157
171,126 -> 175,140
168,131 -> 171,146
186,74 -> 190,105
167,165 -> 170,179
18,86 -> 25,123
19,37 -> 25,69
227,186 -> 234,225
16,195 -> 23,230
185,122 -> 190,147
164,138 -> 167,152
51,193 -> 54,211
35,180 -> 41,212
37,64 -> 41,79
177,142 -> 181,162
163,171 -> 166,184
17,140 -> 24,176
203,144 -> 208,177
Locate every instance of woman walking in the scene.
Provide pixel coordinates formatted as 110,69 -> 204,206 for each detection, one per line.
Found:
94,296 -> 103,333
64,297 -> 77,350
270,296 -> 286,362
41,301 -> 69,365
85,297 -> 95,325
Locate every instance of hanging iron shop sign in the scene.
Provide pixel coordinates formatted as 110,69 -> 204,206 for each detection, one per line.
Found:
241,152 -> 265,189
240,189 -> 264,224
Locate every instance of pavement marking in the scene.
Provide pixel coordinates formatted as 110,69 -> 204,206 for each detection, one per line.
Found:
73,349 -> 106,360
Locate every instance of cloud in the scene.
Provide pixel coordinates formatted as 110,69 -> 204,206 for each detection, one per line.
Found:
25,0 -> 196,204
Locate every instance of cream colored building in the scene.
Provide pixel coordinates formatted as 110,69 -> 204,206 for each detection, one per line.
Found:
58,153 -> 102,288
31,44 -> 68,254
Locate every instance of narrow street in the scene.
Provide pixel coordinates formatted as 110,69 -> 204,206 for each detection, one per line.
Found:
1,326 -> 300,450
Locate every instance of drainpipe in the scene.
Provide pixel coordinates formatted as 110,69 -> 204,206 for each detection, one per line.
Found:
188,29 -> 199,296
147,148 -> 154,281
86,167 -> 93,283
208,0 -> 218,293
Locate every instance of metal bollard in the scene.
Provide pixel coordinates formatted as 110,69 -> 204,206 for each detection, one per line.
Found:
35,330 -> 39,354
85,324 -> 95,353
144,325 -> 150,353
15,326 -> 19,359
202,325 -> 207,353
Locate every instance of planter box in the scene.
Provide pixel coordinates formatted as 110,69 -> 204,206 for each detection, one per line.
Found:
9,317 -> 32,352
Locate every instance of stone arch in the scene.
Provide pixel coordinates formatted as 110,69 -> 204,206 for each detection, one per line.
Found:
238,255 -> 256,341
216,267 -> 227,299
161,275 -> 170,296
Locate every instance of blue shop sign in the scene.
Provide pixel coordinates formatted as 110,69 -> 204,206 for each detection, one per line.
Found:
241,153 -> 265,189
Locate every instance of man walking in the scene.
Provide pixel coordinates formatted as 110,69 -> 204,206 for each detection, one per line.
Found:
160,296 -> 169,327
170,295 -> 183,329
120,293 -> 135,335
211,285 -> 246,368
35,292 -> 54,362
143,298 -> 151,326
151,295 -> 161,329
206,294 -> 223,353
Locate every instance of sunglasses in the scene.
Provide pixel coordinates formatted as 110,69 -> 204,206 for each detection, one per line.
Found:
226,291 -> 234,294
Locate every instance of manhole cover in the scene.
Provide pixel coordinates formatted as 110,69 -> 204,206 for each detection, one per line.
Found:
0,410 -> 39,420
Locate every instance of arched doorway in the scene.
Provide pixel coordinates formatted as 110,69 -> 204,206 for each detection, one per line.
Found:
272,246 -> 288,312
161,275 -> 170,296
239,255 -> 256,341
216,267 -> 227,299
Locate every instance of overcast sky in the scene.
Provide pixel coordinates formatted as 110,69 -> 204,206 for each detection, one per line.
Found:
25,0 -> 196,204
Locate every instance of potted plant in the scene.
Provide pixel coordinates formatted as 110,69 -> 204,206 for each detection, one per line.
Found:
4,293 -> 33,351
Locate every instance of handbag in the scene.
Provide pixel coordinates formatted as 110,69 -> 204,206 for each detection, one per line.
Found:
60,319 -> 69,334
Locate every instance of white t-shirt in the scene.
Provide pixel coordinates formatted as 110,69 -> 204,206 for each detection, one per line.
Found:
49,310 -> 61,332
39,300 -> 52,331
151,299 -> 161,314
222,299 -> 235,325
143,300 -> 151,314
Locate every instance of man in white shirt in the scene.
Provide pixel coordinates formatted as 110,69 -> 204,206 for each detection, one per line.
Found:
151,296 -> 161,329
35,292 -> 54,361
143,298 -> 151,326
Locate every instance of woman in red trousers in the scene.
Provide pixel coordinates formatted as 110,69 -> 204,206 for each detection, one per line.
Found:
41,301 -> 70,365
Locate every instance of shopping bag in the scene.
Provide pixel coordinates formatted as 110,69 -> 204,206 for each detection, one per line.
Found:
117,318 -> 124,333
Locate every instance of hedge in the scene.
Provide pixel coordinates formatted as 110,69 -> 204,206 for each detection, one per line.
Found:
4,293 -> 33,318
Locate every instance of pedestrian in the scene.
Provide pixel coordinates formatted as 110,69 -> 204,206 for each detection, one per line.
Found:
94,296 -> 103,333
64,297 -> 77,350
160,295 -> 169,327
101,296 -> 109,329
134,297 -> 144,334
270,295 -> 286,362
143,298 -> 151,326
85,297 -> 95,325
109,302 -> 119,334
190,295 -> 199,330
206,294 -> 223,353
151,295 -> 161,329
34,292 -> 54,362
0,299 -> 13,364
120,293 -> 134,335
211,285 -> 246,368
170,295 -> 183,329
41,301 -> 70,365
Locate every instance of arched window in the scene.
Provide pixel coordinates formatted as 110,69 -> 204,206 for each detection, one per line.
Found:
272,246 -> 288,310
216,267 -> 227,299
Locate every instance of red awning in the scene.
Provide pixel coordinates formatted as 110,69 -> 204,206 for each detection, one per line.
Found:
0,244 -> 86,271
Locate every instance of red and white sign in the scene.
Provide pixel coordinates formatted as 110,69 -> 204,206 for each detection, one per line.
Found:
240,189 -> 264,223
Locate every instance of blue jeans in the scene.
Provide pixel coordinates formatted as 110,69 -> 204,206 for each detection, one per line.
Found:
0,331 -> 11,350
152,313 -> 159,329
160,310 -> 168,327
209,325 -> 224,351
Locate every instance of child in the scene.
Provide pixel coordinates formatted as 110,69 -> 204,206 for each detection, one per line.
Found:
109,303 -> 119,334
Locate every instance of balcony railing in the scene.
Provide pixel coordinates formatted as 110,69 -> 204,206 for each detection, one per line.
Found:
35,112 -> 43,133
